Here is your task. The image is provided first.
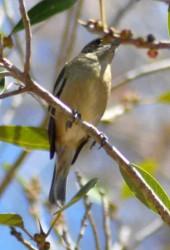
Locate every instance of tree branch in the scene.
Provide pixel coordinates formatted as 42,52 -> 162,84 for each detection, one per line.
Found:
135,219 -> 163,245
112,58 -> 170,91
99,190 -> 111,250
0,55 -> 170,225
75,203 -> 92,250
0,71 -> 12,78
18,0 -> 31,74
76,172 -> 101,250
62,227 -> 73,250
99,0 -> 107,30
79,19 -> 170,50
0,35 -> 3,57
10,227 -> 36,250
0,86 -> 28,99
0,151 -> 28,197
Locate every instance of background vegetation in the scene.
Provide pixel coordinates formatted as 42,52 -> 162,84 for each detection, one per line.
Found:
0,0 -> 170,249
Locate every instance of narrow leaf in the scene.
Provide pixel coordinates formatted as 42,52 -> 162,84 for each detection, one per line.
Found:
168,5 -> 170,36
0,77 -> 5,92
121,159 -> 157,199
0,126 -> 49,151
0,68 -> 5,93
55,178 -> 98,214
157,91 -> 170,103
121,183 -> 132,199
120,164 -> 170,214
12,0 -> 77,33
0,213 -> 24,228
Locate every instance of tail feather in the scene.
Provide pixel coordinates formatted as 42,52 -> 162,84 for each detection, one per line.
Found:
49,146 -> 74,206
49,165 -> 67,206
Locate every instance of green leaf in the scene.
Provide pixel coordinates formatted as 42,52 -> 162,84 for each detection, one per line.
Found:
139,159 -> 158,173
0,77 -> 5,92
12,0 -> 77,33
0,67 -> 5,93
121,183 -> 133,199
168,5 -> 170,36
121,159 -> 157,199
0,213 -> 24,228
120,164 -> 170,214
55,178 -> 99,214
0,126 -> 49,151
157,91 -> 170,103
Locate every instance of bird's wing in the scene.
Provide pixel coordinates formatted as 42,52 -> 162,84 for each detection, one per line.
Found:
48,67 -> 67,159
48,64 -> 89,164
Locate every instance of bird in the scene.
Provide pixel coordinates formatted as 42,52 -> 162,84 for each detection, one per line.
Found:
48,37 -> 120,206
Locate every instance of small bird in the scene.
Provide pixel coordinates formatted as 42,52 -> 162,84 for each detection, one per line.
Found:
48,37 -> 120,206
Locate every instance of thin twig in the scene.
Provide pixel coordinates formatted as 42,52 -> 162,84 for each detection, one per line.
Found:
75,203 -> 92,250
65,0 -> 84,61
0,86 -> 28,99
112,58 -> 170,91
0,151 -> 28,197
22,228 -> 35,241
62,227 -> 73,250
3,0 -> 25,60
0,35 -> 3,57
10,227 -> 36,250
99,190 -> 111,250
79,19 -> 170,50
99,0 -> 107,30
55,8 -> 74,75
76,172 -> 101,250
18,0 -> 31,74
0,71 -> 11,78
50,212 -> 73,250
56,0 -> 83,71
135,219 -> 163,244
46,213 -> 61,236
112,0 -> 136,26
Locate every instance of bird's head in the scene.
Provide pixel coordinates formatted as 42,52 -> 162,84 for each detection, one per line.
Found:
81,37 -> 120,61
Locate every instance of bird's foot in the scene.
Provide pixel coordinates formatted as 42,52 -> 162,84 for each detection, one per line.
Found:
90,140 -> 96,149
66,109 -> 81,129
98,133 -> 108,149
90,133 -> 108,150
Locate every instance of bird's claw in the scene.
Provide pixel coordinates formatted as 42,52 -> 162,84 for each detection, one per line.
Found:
90,140 -> 96,149
98,133 -> 108,149
90,133 -> 108,150
66,109 -> 81,129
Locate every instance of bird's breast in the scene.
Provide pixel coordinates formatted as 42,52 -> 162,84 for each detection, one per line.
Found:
63,62 -> 111,122
55,58 -> 111,144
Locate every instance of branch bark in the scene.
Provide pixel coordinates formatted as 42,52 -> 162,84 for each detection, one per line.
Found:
0,86 -> 28,98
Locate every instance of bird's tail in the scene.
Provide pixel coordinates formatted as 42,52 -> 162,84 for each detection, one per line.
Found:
49,147 -> 74,206
49,166 -> 67,206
